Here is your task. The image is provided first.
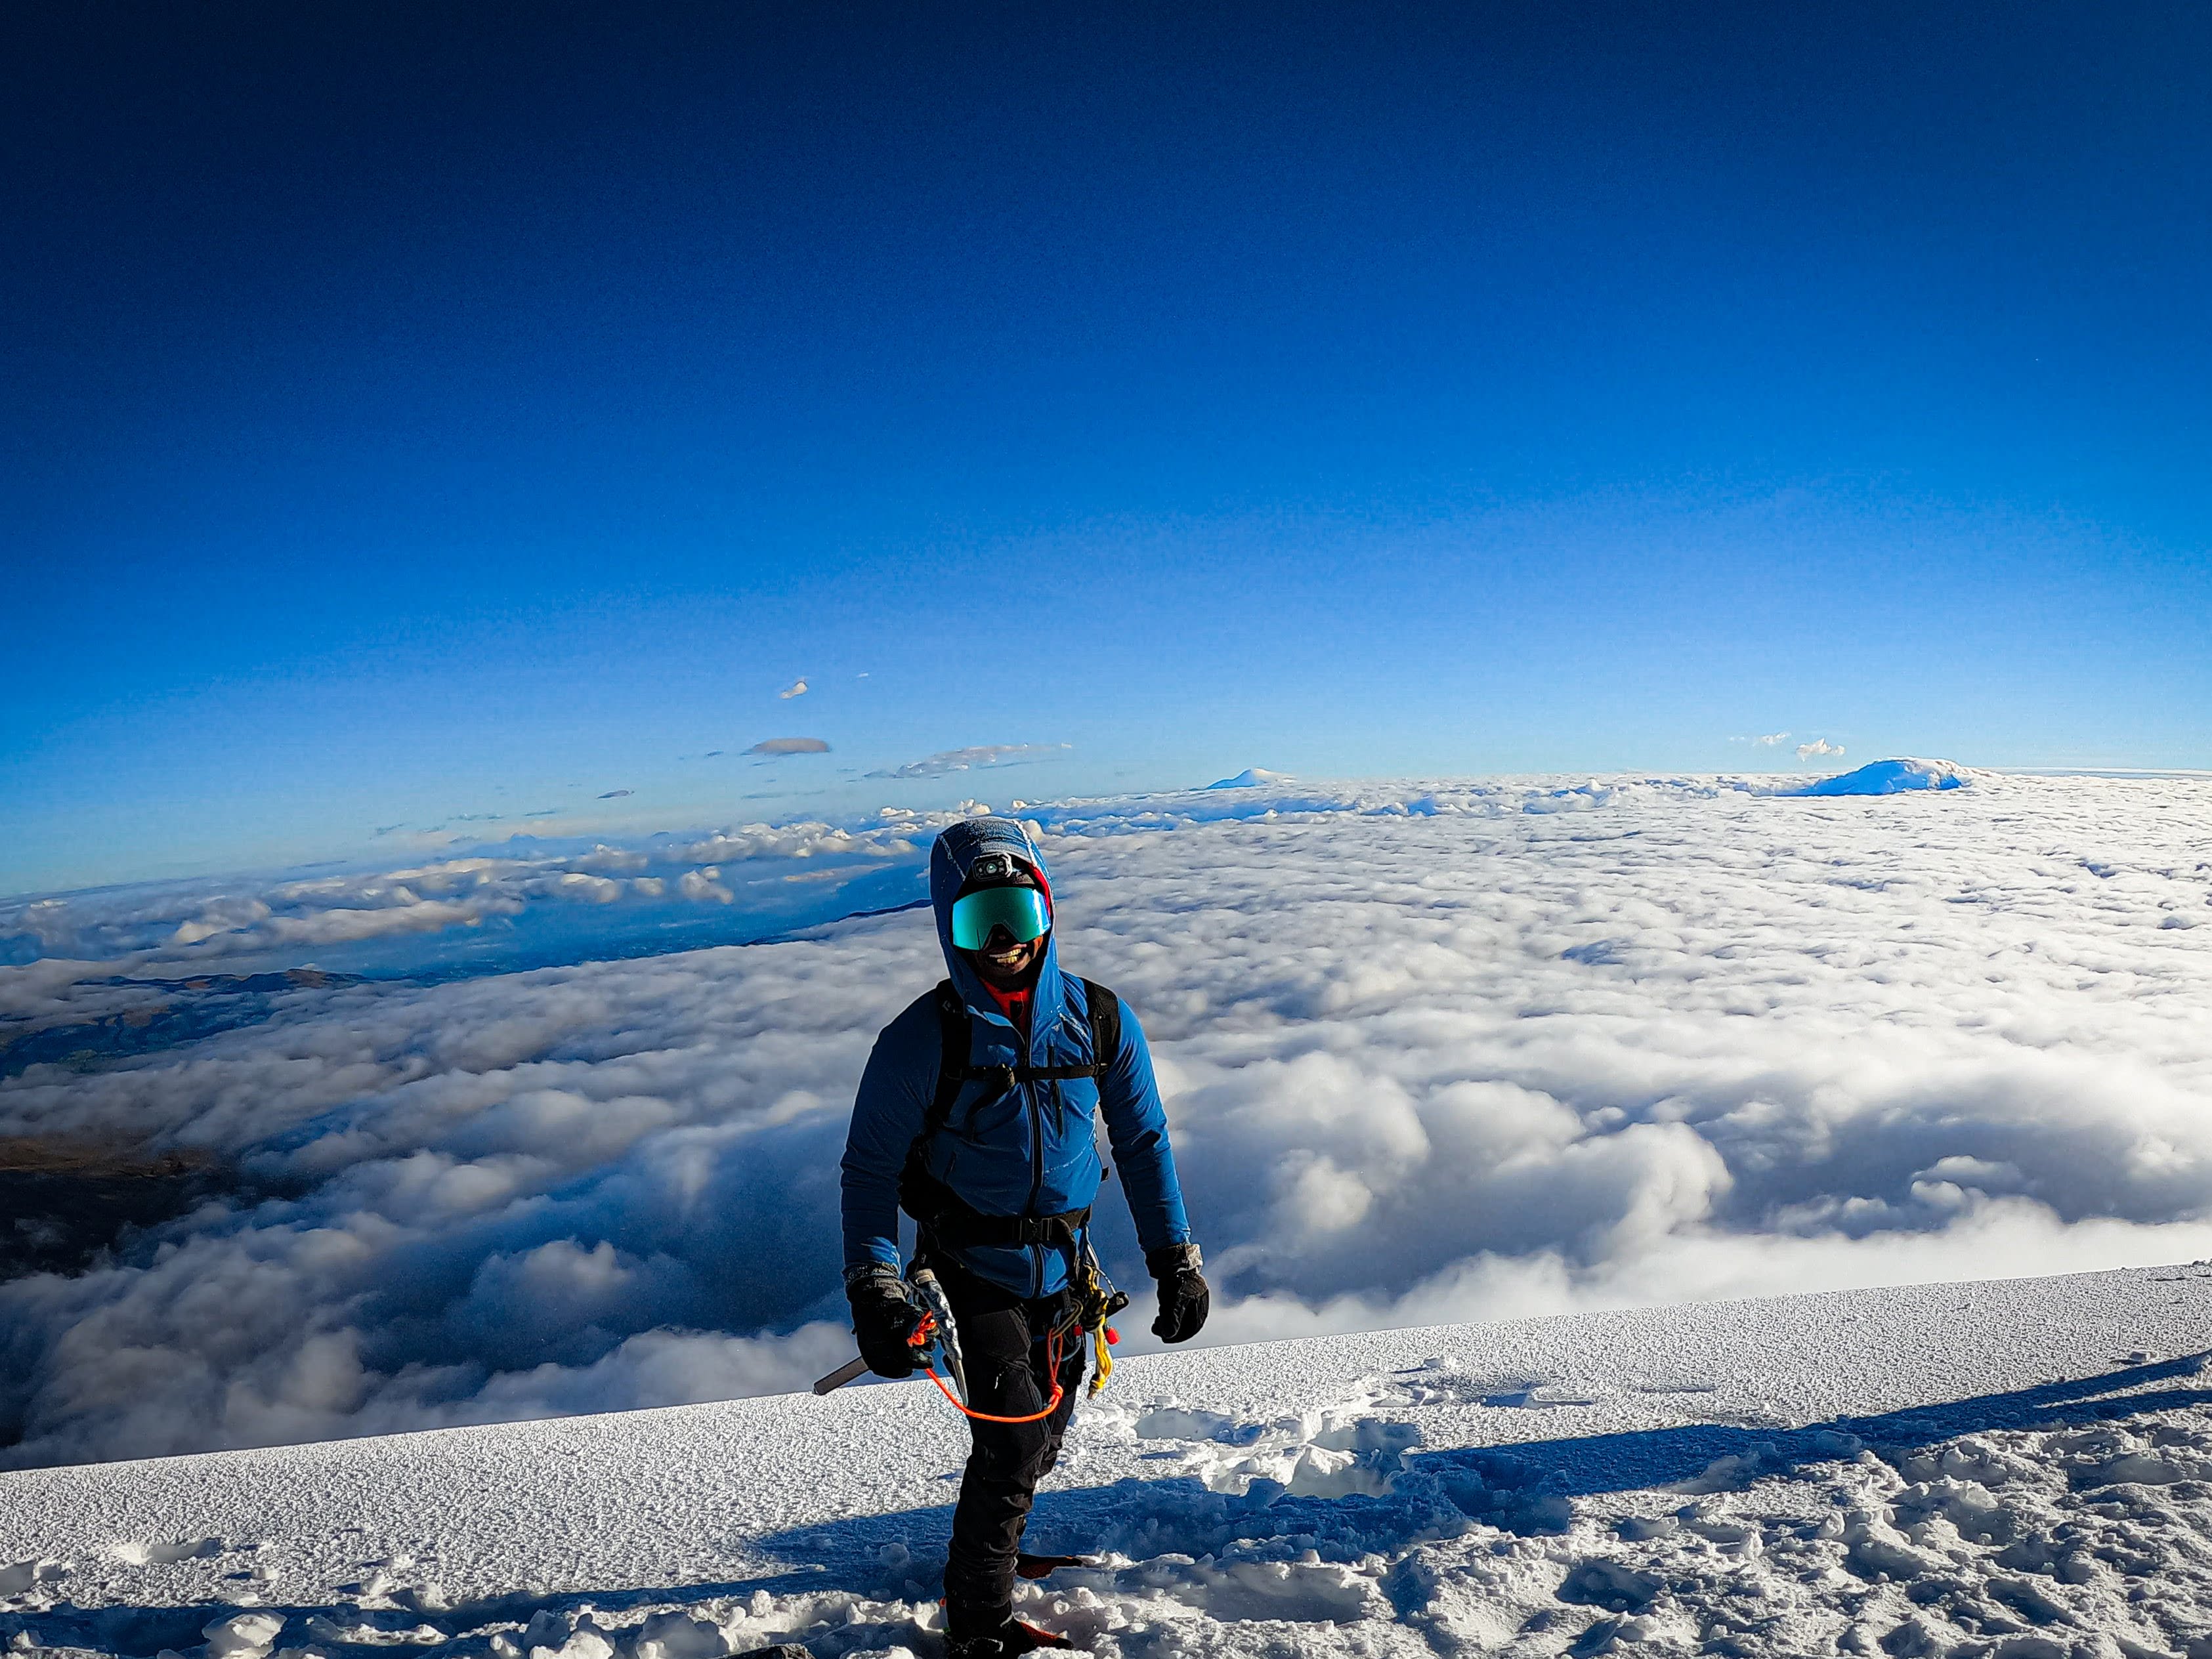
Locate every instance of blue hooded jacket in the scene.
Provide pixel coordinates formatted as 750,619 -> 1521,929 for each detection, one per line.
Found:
840,816 -> 1192,1299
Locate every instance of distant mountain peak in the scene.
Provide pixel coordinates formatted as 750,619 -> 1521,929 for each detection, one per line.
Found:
1790,757 -> 1970,796
1206,767 -> 1294,789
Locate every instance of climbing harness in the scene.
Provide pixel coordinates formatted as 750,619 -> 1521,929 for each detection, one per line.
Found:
902,1256 -> 1126,1424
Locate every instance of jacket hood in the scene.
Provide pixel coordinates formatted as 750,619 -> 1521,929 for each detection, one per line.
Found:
929,816 -> 1061,1028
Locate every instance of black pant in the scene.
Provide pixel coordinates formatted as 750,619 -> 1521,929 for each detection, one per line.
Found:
935,1256 -> 1088,1631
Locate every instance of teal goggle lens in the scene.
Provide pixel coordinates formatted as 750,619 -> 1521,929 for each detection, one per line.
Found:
950,886 -> 1051,951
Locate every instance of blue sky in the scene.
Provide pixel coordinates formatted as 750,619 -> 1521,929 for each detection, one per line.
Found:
5,3 -> 2208,894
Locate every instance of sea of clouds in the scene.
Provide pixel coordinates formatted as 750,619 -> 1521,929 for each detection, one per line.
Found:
3,769 -> 2209,1470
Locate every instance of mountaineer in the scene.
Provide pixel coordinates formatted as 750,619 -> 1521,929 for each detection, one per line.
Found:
840,815 -> 1208,1656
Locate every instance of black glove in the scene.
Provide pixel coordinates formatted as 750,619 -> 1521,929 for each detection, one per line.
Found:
846,1265 -> 927,1378
1147,1243 -> 1210,1344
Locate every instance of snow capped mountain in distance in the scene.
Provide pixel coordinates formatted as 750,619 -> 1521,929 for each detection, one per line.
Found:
1204,768 -> 1294,789
1789,757 -> 1972,797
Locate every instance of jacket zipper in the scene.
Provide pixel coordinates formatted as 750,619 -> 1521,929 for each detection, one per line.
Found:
1026,1099 -> 1046,1298
1024,1018 -> 1052,1298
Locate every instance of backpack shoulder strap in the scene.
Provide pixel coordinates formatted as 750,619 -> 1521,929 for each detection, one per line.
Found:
926,978 -> 969,1137
900,982 -> 971,1226
1080,978 -> 1122,1082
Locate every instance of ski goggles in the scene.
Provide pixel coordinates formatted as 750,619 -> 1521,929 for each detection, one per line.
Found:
950,884 -> 1051,951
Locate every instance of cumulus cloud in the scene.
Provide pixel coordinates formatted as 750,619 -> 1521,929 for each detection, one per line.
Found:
747,738 -> 831,756
1797,738 -> 1846,760
677,867 -> 734,903
669,824 -> 909,864
777,679 -> 809,700
4,773 -> 2211,1469
867,743 -> 1072,780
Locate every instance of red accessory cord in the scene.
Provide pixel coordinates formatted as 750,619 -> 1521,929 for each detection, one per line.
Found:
909,1314 -> 1065,1425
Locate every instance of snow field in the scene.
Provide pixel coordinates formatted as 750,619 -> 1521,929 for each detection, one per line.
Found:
8,1265 -> 2212,1658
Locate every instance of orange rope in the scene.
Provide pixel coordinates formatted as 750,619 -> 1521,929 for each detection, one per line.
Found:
911,1316 -> 1065,1425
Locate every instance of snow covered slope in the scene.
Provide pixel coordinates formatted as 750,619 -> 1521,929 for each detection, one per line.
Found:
8,1264 -> 2212,1658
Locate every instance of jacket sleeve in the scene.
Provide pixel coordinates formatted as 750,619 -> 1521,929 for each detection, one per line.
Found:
1097,998 -> 1193,1255
841,1004 -> 936,1275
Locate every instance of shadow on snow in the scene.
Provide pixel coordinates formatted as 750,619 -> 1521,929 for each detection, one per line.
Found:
16,1353 -> 2208,1657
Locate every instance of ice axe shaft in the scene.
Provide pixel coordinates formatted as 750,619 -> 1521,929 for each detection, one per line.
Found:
813,1356 -> 869,1395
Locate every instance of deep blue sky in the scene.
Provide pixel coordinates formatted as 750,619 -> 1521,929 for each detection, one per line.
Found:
5,2 -> 2208,893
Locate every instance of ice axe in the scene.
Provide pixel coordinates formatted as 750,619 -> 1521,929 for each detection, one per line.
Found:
813,1266 -> 969,1399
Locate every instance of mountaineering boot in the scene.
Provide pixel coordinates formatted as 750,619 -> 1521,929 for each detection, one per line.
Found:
944,1618 -> 1078,1656
944,1593 -> 1082,1656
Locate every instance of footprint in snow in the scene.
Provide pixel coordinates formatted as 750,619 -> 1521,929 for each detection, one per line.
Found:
1479,1381 -> 1604,1408
1128,1395 -> 1423,1498
0,1559 -> 71,1598
109,1538 -> 227,1568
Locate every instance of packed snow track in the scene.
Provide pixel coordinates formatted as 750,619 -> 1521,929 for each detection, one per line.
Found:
9,1266 -> 2212,1657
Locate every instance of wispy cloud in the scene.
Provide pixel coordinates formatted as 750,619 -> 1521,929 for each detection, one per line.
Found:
598,789 -> 633,799
866,742 -> 1071,780
1727,732 -> 1791,747
746,738 -> 830,757
777,679 -> 809,700
1797,738 -> 1845,761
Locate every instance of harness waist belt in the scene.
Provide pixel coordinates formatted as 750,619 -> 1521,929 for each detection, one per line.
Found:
926,1203 -> 1094,1250
903,1163 -> 1092,1250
